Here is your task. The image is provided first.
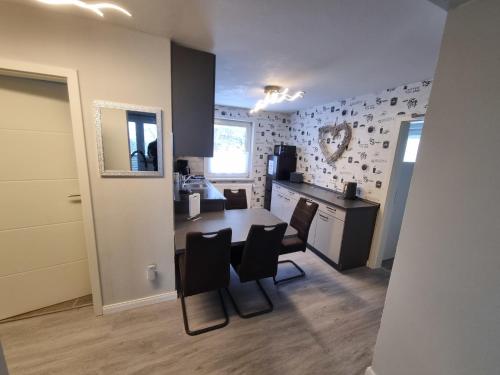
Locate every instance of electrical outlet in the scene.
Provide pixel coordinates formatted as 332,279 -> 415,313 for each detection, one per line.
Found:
147,264 -> 157,281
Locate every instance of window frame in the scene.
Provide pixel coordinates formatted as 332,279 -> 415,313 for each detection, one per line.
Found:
403,120 -> 424,163
204,118 -> 254,180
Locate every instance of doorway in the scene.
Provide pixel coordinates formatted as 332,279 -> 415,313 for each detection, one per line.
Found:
0,74 -> 92,321
380,119 -> 424,270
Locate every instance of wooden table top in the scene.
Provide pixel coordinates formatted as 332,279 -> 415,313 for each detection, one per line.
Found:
174,208 -> 298,253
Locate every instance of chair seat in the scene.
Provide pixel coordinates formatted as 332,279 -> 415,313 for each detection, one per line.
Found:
280,236 -> 306,255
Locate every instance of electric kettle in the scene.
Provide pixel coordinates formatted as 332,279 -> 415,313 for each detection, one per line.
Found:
343,182 -> 357,200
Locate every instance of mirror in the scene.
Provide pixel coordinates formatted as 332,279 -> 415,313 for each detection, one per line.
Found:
94,101 -> 163,177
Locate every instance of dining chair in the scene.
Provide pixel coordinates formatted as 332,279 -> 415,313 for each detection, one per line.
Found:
179,228 -> 232,336
223,189 -> 248,210
226,223 -> 287,318
274,198 -> 319,284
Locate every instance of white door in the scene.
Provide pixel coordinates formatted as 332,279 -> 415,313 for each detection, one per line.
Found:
0,75 -> 91,320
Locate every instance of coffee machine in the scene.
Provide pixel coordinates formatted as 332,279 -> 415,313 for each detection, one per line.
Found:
176,159 -> 190,176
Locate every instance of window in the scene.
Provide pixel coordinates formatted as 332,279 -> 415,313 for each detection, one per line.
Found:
205,119 -> 253,179
403,120 -> 424,163
127,111 -> 158,171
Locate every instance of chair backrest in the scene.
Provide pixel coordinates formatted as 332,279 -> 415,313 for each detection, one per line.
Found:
237,223 -> 287,282
223,189 -> 248,210
182,228 -> 232,296
290,198 -> 319,242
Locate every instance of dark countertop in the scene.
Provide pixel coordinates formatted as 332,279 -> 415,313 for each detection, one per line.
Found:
273,180 -> 379,210
173,179 -> 226,202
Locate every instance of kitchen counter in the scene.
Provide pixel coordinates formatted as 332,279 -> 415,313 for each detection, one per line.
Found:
273,180 -> 379,210
174,179 -> 226,214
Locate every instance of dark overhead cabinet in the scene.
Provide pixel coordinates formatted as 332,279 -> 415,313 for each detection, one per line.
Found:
171,42 -> 216,157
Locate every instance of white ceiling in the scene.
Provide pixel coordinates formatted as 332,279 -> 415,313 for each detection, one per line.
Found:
10,0 -> 447,112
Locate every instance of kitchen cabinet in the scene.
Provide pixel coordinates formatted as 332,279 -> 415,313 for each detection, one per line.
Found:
270,188 -> 281,220
171,42 -> 216,157
271,185 -> 298,223
271,181 -> 379,270
313,210 -> 345,264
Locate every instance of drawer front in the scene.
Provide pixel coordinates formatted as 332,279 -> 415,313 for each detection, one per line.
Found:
283,188 -> 299,199
318,202 -> 346,221
273,183 -> 283,193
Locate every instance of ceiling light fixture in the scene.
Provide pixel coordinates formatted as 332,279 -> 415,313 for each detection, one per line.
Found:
37,0 -> 132,18
249,85 -> 304,114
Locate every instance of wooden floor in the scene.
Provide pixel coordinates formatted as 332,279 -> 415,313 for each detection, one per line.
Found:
0,252 -> 389,375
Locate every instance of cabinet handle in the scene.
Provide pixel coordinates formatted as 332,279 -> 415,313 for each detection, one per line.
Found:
326,206 -> 336,212
319,213 -> 329,221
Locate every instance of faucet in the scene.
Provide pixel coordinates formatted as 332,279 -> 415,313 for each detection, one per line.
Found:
181,174 -> 195,188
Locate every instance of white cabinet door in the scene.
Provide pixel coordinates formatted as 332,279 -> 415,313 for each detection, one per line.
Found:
326,217 -> 344,263
283,195 -> 298,223
273,192 -> 286,222
307,200 -> 320,246
313,211 -> 345,263
270,188 -> 280,217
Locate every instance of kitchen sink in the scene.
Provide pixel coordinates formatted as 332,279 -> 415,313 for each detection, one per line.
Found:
183,182 -> 208,189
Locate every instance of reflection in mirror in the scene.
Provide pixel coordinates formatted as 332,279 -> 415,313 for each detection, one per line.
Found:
95,101 -> 163,177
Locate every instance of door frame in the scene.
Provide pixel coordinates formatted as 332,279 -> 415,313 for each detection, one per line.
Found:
0,58 -> 103,315
373,118 -> 423,267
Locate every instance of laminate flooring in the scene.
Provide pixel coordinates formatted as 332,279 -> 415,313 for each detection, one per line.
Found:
0,251 -> 390,375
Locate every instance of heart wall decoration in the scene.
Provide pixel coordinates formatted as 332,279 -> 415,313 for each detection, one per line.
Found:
318,122 -> 352,165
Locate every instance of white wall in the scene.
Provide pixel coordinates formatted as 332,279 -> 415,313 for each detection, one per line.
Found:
369,0 -> 500,374
0,3 -> 175,306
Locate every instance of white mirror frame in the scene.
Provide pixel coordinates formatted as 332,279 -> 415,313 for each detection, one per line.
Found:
94,100 -> 164,177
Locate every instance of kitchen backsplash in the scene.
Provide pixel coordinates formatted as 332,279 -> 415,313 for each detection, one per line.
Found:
286,80 -> 432,203
177,79 -> 431,207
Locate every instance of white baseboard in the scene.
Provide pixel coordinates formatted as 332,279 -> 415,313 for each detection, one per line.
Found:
365,366 -> 377,375
102,291 -> 177,314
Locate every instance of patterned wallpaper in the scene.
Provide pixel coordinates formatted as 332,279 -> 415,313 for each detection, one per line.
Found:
286,80 -> 432,203
177,80 -> 432,208
176,105 -> 291,207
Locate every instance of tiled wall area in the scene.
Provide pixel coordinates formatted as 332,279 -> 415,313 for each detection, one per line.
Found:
287,80 -> 432,203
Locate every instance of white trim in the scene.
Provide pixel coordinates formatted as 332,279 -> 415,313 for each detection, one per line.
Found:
0,58 -> 103,315
102,291 -> 177,314
365,367 -> 377,375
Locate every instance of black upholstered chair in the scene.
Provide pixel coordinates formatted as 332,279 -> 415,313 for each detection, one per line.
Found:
226,223 -> 287,318
179,228 -> 232,335
223,189 -> 248,210
274,198 -> 319,284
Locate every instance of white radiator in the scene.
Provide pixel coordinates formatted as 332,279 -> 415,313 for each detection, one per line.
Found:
210,182 -> 253,208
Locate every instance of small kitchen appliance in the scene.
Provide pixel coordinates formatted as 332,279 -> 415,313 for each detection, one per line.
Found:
289,172 -> 304,183
176,159 -> 190,175
342,182 -> 357,200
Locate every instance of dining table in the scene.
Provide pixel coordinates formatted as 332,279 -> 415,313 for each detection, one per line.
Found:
173,208 -> 298,292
